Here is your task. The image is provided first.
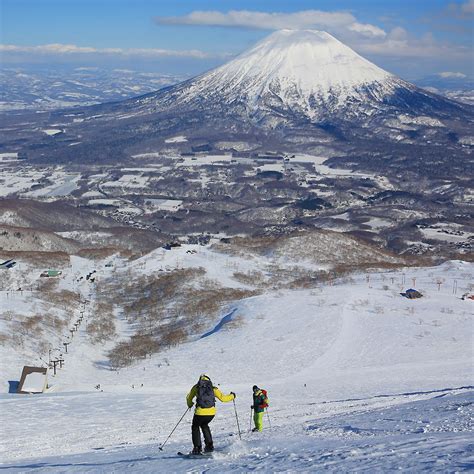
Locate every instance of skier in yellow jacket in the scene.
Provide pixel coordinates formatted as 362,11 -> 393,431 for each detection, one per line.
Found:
186,374 -> 235,455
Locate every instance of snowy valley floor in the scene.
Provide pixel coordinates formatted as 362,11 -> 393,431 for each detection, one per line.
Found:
0,246 -> 473,472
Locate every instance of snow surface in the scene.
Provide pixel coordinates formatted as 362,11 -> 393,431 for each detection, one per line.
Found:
289,153 -> 392,189
164,135 -> 188,144
25,173 -> 81,198
0,247 -> 472,472
101,174 -> 149,189
1,390 -> 472,472
0,168 -> 81,198
419,224 -> 473,243
143,198 -> 183,212
0,152 -> 19,162
42,129 -> 62,136
0,169 -> 46,197
398,114 -> 445,127
87,199 -> 122,207
459,136 -> 474,146
172,29 -> 406,118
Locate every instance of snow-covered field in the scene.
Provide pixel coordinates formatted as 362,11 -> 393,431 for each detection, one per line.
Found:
165,135 -> 188,144
143,198 -> 183,213
0,244 -> 472,472
42,129 -> 63,136
25,173 -> 81,198
418,223 -> 473,244
292,153 -> 393,189
101,174 -> 150,189
0,153 -> 19,162
0,167 -> 81,198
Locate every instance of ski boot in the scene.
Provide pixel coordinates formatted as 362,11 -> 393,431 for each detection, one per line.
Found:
191,446 -> 202,455
204,442 -> 214,453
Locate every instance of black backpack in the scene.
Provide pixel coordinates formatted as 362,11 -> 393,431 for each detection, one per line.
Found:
196,378 -> 215,408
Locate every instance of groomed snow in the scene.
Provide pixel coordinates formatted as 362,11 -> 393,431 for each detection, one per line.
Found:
0,247 -> 472,472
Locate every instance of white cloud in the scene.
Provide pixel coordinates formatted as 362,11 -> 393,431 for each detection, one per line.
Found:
155,9 -> 387,38
74,66 -> 99,71
351,27 -> 471,60
437,71 -> 467,78
154,9 -> 474,63
348,22 -> 386,38
0,43 -> 220,59
354,39 -> 470,59
387,27 -> 408,41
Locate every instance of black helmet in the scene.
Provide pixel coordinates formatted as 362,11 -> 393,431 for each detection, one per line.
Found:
252,385 -> 258,391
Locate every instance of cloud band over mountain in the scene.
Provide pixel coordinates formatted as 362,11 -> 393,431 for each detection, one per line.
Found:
0,43 -> 222,59
155,9 -> 387,38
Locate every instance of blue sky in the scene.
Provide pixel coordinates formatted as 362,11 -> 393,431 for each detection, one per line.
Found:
1,0 -> 473,79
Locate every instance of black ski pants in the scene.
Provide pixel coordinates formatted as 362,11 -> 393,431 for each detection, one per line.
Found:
192,414 -> 215,448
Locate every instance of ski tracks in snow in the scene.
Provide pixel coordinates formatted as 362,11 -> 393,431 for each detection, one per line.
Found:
1,391 -> 472,472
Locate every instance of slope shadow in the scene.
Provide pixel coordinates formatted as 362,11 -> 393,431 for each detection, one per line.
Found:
0,455 -> 159,471
200,308 -> 238,339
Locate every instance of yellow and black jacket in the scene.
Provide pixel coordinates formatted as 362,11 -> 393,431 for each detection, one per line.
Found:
186,376 -> 234,416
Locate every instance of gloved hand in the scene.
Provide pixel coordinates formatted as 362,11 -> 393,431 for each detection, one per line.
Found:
230,392 -> 236,398
250,405 -> 254,409
187,402 -> 194,408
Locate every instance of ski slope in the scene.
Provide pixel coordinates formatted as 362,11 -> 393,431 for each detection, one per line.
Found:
0,246 -> 473,472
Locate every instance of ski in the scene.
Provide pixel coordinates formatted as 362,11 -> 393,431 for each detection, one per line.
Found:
177,451 -> 213,458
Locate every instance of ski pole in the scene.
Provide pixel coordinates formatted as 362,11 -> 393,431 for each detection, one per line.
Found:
233,399 -> 242,440
159,407 -> 190,451
265,408 -> 272,430
249,407 -> 253,432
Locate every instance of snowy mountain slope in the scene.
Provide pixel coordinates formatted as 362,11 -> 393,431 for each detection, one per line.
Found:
155,30 -> 400,118
1,391 -> 471,472
0,254 -> 112,377
0,227 -> 407,388
223,230 -> 404,266
0,199 -> 114,231
0,238 -> 472,471
126,29 -> 464,125
0,225 -> 81,252
0,200 -> 167,254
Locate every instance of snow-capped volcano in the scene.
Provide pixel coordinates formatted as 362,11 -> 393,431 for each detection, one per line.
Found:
137,28 -> 460,125
214,29 -> 392,91
176,29 -> 398,114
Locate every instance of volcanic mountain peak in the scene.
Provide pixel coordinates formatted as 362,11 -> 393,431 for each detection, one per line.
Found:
164,29 -> 408,116
210,29 -> 393,93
